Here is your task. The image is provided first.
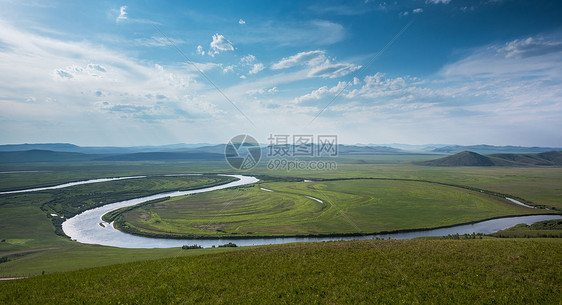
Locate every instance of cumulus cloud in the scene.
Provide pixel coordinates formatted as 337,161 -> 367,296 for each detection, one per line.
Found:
209,33 -> 234,56
222,65 -> 234,73
246,87 -> 278,95
413,8 -> 423,14
196,45 -> 205,55
426,0 -> 451,4
294,81 -> 348,103
52,64 -> 109,80
116,6 -> 128,22
249,63 -> 265,75
238,19 -> 246,25
241,54 -> 256,64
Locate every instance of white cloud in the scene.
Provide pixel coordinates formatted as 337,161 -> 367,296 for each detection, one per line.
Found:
246,87 -> 278,95
294,81 -> 348,103
308,62 -> 361,79
134,36 -> 184,47
413,8 -> 423,14
249,63 -> 265,75
209,33 -> 234,57
238,19 -> 246,25
271,50 -> 326,70
223,65 -> 234,73
196,45 -> 205,56
116,6 -> 128,22
426,0 -> 451,4
241,54 -> 256,64
0,18 -> 229,141
271,50 -> 360,79
497,37 -> 562,59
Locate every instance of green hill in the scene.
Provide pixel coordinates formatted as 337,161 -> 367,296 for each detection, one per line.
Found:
432,144 -> 561,154
419,150 -> 562,167
418,151 -> 495,166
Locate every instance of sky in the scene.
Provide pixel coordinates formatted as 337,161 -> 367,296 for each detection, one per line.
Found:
0,0 -> 561,147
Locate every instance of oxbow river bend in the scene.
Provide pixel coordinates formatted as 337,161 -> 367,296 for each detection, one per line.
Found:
10,173 -> 554,249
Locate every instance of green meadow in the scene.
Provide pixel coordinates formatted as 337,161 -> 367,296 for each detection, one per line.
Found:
118,179 -> 544,238
0,157 -> 560,293
1,239 -> 560,304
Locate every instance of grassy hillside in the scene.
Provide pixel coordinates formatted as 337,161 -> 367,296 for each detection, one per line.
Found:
1,239 -> 560,304
419,150 -> 562,167
418,151 -> 495,166
432,144 -> 561,154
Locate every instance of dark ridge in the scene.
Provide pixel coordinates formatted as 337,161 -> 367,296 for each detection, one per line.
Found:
0,149 -> 95,163
432,144 -> 562,154
418,151 -> 496,166
95,152 -> 225,161
418,150 -> 562,167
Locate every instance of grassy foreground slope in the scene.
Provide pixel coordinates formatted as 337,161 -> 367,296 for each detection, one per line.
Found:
119,179 -> 543,238
1,239 -> 561,304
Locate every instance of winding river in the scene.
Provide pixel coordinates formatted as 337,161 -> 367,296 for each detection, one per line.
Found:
5,174 -> 561,248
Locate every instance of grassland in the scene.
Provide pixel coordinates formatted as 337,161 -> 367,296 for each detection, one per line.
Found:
1,239 -> 560,304
0,158 -> 561,279
0,173 -> 237,277
119,179 -> 546,238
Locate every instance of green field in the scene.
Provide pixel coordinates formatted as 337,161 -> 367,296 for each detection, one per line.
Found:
0,173 -> 237,277
1,239 -> 560,304
118,179 -> 545,238
1,158 -> 561,279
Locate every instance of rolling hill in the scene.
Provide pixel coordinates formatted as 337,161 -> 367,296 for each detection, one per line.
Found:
418,151 -> 562,166
432,144 -> 562,154
95,152 -> 225,161
0,150 -> 96,163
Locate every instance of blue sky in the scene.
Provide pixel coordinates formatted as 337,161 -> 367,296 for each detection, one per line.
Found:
1,0 -> 561,146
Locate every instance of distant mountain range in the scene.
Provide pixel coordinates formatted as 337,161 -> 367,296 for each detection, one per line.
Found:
0,143 -> 416,163
0,143 -> 215,154
430,145 -> 561,154
0,143 -> 561,164
418,151 -> 562,167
